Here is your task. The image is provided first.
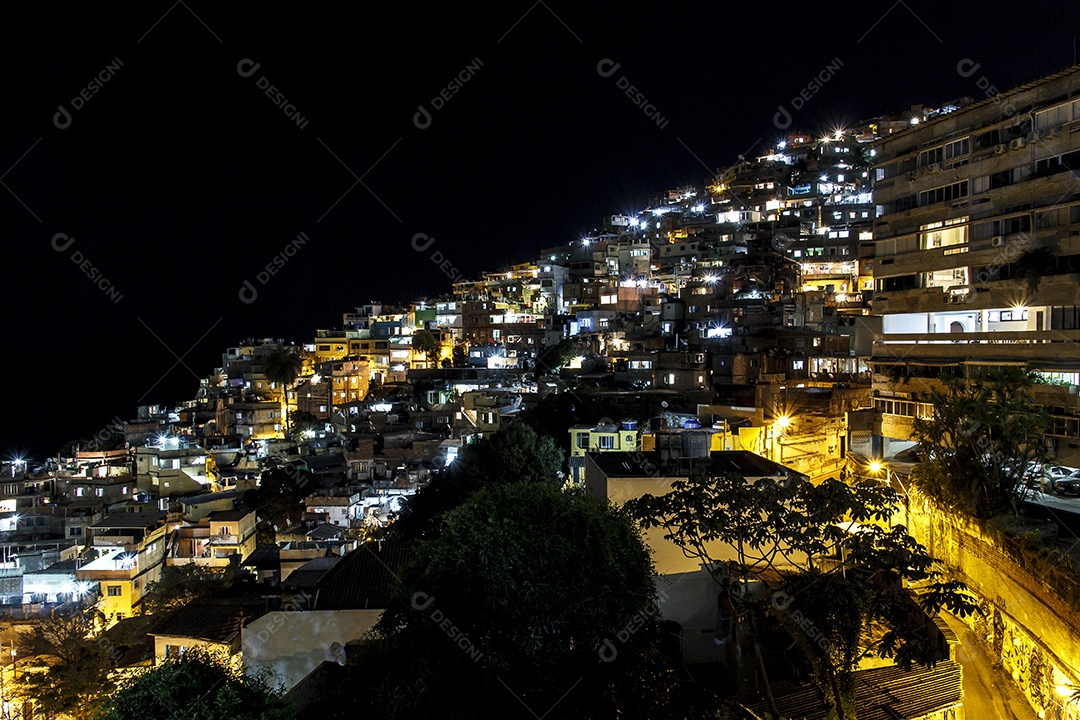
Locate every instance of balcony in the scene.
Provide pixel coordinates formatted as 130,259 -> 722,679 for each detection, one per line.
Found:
873,329 -> 1080,363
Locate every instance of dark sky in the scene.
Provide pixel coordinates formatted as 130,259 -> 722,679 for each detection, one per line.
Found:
3,1 -> 1079,459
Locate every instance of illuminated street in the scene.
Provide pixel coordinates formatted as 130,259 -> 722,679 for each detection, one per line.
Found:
941,612 -> 1039,720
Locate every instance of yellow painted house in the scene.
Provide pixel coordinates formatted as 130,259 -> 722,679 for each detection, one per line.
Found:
76,511 -> 171,621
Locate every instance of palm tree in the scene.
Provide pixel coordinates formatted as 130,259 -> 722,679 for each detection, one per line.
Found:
261,343 -> 303,434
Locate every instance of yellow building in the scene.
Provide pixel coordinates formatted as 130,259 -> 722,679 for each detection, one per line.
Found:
568,420 -> 641,484
76,511 -> 171,621
569,420 -> 641,457
167,510 -> 257,568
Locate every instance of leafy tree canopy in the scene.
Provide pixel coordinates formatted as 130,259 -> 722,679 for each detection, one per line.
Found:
911,367 -> 1051,519
140,562 -> 244,616
627,471 -> 977,718
340,482 -> 681,719
20,604 -> 115,720
101,647 -> 294,720
392,422 -> 564,541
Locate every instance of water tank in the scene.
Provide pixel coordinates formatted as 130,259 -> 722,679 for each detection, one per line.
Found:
683,418 -> 701,429
620,419 -> 638,431
681,431 -> 710,458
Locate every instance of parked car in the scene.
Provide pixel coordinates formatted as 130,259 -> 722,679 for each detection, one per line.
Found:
1034,464 -> 1079,491
1053,470 -> 1080,496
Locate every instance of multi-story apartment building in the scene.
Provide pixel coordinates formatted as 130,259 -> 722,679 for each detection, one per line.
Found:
166,509 -> 256,568
871,65 -> 1080,462
76,511 -> 170,620
135,434 -> 212,495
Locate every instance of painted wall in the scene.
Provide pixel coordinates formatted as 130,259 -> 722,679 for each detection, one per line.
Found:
242,609 -> 382,691
908,491 -> 1080,719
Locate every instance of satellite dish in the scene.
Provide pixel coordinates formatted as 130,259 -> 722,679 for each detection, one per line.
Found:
330,641 -> 346,666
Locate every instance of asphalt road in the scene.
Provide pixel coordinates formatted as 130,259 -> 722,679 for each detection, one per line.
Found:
940,611 -> 1040,720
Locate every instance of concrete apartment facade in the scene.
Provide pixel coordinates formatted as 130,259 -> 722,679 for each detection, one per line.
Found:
871,65 -> 1080,463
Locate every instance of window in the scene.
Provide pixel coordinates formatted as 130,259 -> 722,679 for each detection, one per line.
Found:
94,488 -> 103,497
598,435 -> 615,450
918,181 -> 968,206
107,585 -> 122,597
75,488 -> 84,498
575,433 -> 589,450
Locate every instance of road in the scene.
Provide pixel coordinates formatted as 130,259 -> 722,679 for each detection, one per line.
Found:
939,611 -> 1039,720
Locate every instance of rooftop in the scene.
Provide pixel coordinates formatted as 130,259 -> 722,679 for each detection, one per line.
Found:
732,660 -> 963,720
588,450 -> 806,480
92,511 -> 167,530
310,540 -> 411,611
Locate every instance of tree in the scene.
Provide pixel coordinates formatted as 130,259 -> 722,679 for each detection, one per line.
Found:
140,563 -> 244,616
452,343 -> 468,368
20,604 -> 115,720
535,338 -> 579,373
518,392 -> 660,454
246,464 -> 316,543
911,367 -> 1051,519
339,483 -> 679,719
262,344 -> 304,432
412,329 -> 441,367
391,422 -> 564,541
1011,246 -> 1057,296
101,646 -> 293,720
627,471 -> 977,719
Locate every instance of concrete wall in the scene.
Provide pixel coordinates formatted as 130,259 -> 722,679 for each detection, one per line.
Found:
908,491 -> 1080,719
657,570 -> 726,664
243,609 -> 381,691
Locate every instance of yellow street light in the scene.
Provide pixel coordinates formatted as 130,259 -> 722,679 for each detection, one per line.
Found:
869,460 -> 883,474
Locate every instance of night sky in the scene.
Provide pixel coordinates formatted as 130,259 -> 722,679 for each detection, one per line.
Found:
3,2 -> 1079,460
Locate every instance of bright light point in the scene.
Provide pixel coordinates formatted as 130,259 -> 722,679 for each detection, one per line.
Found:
869,461 -> 883,474
1057,684 -> 1074,698
910,117 -> 920,125
582,238 -> 591,246
310,374 -> 322,385
774,416 -> 791,429
777,140 -> 787,149
834,129 -> 844,140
